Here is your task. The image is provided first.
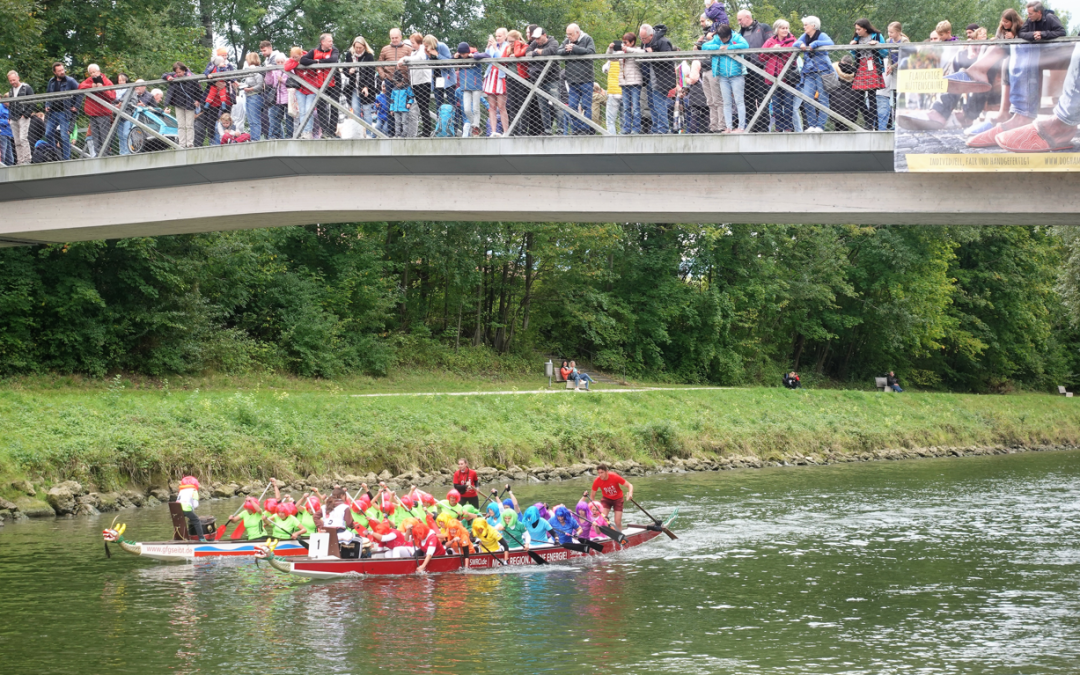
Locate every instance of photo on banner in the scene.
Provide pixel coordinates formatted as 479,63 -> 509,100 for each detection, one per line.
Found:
893,40 -> 1080,172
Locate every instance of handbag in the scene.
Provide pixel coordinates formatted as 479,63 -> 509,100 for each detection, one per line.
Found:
287,89 -> 298,118
853,55 -> 885,90
822,68 -> 841,92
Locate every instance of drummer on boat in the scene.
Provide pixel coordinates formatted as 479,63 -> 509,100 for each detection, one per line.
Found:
452,458 -> 480,509
177,476 -> 208,541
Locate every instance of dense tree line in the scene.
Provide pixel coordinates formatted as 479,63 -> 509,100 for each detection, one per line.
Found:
0,223 -> 1075,392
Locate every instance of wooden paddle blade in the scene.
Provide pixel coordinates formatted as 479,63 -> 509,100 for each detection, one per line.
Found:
104,540 -> 111,559
230,519 -> 246,540
527,550 -> 547,565
661,527 -> 678,540
213,521 -> 228,540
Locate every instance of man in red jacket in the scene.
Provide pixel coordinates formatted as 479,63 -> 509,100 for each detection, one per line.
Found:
78,64 -> 116,157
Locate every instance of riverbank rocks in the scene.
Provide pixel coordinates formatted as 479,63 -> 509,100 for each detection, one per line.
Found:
10,480 -> 35,496
15,497 -> 56,518
46,484 -> 78,515
211,483 -> 238,499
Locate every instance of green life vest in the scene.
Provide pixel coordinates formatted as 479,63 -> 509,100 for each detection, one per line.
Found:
270,514 -> 301,539
297,510 -> 317,533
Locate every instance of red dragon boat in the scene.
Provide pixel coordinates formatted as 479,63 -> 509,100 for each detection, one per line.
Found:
259,510 -> 677,578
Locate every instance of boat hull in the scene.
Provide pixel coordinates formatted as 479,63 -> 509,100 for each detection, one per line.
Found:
118,538 -> 308,562
272,519 -> 672,579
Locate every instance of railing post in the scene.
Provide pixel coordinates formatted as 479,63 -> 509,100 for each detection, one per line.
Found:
505,60 -> 554,137
742,52 -> 796,133
98,87 -> 134,156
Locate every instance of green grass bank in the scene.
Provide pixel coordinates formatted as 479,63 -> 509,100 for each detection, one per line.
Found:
3,376 -> 1080,494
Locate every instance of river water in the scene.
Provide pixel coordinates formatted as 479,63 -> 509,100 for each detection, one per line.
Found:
2,450 -> 1079,674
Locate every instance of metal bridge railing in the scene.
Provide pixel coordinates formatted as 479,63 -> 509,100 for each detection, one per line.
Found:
2,38 -> 1075,168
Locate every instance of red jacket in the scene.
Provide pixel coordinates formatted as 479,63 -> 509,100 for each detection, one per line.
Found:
512,40 -> 529,78
78,76 -> 116,116
760,34 -> 798,84
205,82 -> 231,108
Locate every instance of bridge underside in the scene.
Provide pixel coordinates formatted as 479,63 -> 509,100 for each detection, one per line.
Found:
1,136 -> 1075,245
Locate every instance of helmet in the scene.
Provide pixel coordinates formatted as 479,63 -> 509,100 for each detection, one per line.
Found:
401,496 -> 415,510
264,498 -> 279,513
243,498 -> 260,514
276,503 -> 291,517
179,476 -> 200,489
447,489 -> 461,504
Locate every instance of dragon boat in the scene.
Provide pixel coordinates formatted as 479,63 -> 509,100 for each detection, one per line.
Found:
101,502 -> 308,562
258,509 -> 677,579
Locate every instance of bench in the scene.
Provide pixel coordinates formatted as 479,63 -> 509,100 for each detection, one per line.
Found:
875,377 -> 891,392
553,364 -> 579,389
168,501 -> 216,540
1059,386 -> 1073,398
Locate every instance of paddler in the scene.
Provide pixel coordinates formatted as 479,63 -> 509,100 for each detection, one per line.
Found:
226,497 -> 269,541
177,475 -> 207,541
436,489 -> 481,522
297,496 -> 321,535
500,507 -> 532,551
521,505 -> 555,545
549,505 -> 582,545
589,462 -> 634,530
405,518 -> 445,573
471,517 -> 509,562
452,458 -> 480,509
263,502 -> 308,540
436,513 -> 474,554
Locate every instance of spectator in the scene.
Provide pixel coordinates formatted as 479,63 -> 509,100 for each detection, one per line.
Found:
849,19 -> 886,131
795,16 -> 835,132
477,28 -> 512,136
390,80 -> 414,137
602,45 -> 622,133
995,42 -> 1080,152
702,24 -> 749,132
737,9 -> 774,133
199,57 -> 233,146
263,54 -> 291,139
562,23 -> 596,135
929,31 -> 940,42
782,372 -> 801,389
506,29 -> 530,135
1019,1 -> 1064,41
430,36 -> 457,115
704,0 -> 729,34
379,29 -> 414,94
260,40 -> 284,67
559,360 -> 572,381
885,371 -> 903,392
833,54 -> 862,125
613,33 -> 644,134
343,36 -> 377,138
454,42 -> 484,137
114,74 -> 137,156
78,64 -> 116,157
639,23 -> 677,134
879,22 -> 908,131
4,71 -> 33,165
151,88 -> 165,108
694,14 -> 726,133
400,34 -> 435,137
296,33 -> 340,139
217,112 -> 251,143
683,58 -> 711,133
0,99 -> 13,166
162,61 -> 200,148
569,360 -> 594,391
761,19 -> 798,131
204,47 -> 234,76
374,82 -> 392,136
591,81 -> 607,126
241,52 -> 264,141
527,27 -> 561,135
965,23 -> 981,40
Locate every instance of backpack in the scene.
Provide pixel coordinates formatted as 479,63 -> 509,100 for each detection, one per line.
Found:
434,104 -> 455,137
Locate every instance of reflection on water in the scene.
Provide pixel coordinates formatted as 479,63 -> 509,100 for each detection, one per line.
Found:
2,450 -> 1080,674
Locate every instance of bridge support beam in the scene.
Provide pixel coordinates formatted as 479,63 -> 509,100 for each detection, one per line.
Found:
2,171 -> 1077,245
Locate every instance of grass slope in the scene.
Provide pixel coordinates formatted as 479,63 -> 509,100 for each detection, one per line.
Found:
2,378 -> 1079,490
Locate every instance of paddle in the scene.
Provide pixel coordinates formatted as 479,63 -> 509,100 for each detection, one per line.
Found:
499,525 -> 547,565
628,496 -> 678,540
219,481 -> 272,541
550,516 -> 602,553
580,491 -> 629,544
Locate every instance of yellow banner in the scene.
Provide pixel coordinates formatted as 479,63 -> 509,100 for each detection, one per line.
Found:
897,69 -> 948,93
906,153 -> 1080,172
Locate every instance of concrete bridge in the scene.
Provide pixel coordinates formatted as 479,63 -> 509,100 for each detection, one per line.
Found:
1,133 -> 1076,246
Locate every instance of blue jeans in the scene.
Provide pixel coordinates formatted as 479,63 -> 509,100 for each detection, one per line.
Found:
350,94 -> 376,137
574,373 -> 594,388
1009,44 -> 1041,119
44,110 -> 74,160
876,92 -> 892,130
1054,43 -> 1080,126
118,119 -> 132,155
891,385 -> 903,393
267,103 -> 286,139
297,92 -> 317,136
567,82 -> 593,134
774,89 -> 795,131
800,72 -> 830,129
718,74 -> 746,130
246,93 -> 262,140
648,87 -> 671,134
621,84 -> 642,134
0,136 -> 13,165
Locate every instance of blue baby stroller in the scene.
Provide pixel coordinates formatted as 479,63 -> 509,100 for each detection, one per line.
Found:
434,104 -> 456,137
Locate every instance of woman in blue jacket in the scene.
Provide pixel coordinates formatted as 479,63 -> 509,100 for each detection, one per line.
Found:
795,16 -> 834,131
701,25 -> 750,132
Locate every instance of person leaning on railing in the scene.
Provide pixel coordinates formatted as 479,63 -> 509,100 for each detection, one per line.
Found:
5,71 -> 34,165
701,25 -> 749,132
240,52 -> 264,141
453,42 -> 484,137
561,23 -> 596,135
343,36 -> 377,139
761,20 -> 798,132
612,33 -> 644,134
44,62 -> 80,160
639,23 -> 677,134
162,61 -> 200,148
262,55 -> 291,140
294,33 -> 340,139
77,64 -> 116,157
794,16 -> 835,132
526,27 -> 561,135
